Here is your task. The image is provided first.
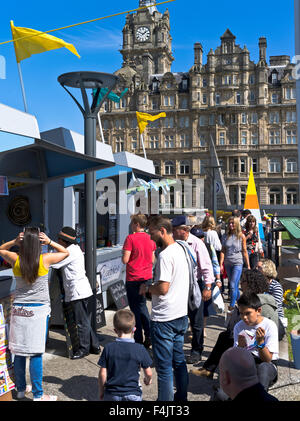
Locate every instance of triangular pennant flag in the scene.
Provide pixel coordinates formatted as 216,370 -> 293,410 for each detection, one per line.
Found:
244,167 -> 264,240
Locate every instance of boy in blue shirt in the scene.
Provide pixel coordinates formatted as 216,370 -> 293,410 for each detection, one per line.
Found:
98,309 -> 152,401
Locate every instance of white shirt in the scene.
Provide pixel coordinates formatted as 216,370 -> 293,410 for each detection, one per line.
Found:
233,317 -> 278,361
51,244 -> 93,302
151,242 -> 189,322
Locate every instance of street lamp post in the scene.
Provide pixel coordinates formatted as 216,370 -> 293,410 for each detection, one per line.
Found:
58,72 -> 118,329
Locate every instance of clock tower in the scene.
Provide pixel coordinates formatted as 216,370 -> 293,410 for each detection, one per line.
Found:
120,0 -> 174,83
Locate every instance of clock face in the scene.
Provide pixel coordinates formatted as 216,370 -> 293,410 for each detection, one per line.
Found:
136,26 -> 150,42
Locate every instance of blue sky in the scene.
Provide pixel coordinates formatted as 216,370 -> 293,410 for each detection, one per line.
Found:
0,0 -> 295,135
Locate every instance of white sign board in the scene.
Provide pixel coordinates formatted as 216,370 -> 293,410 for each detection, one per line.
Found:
97,257 -> 124,287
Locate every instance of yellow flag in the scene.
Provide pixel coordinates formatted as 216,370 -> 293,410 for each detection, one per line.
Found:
136,111 -> 166,134
10,20 -> 80,63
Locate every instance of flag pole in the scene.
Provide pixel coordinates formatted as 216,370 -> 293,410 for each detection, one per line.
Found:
10,21 -> 28,113
140,133 -> 147,159
17,62 -> 28,113
97,113 -> 105,143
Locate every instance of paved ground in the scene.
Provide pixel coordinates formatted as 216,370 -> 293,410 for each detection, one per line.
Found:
11,297 -> 300,402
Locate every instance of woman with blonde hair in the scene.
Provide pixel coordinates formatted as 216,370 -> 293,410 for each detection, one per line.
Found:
219,216 -> 250,310
201,215 -> 222,252
0,228 -> 69,401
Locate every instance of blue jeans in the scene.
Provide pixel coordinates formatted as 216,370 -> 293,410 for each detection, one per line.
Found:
103,392 -> 142,401
150,316 -> 189,401
224,264 -> 243,307
13,312 -> 49,399
126,281 -> 151,344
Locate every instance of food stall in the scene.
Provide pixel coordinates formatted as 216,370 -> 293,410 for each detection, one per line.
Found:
42,127 -> 157,311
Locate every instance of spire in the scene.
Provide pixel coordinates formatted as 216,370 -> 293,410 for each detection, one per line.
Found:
139,0 -> 157,14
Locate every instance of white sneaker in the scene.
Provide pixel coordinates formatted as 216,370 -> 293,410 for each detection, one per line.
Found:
33,394 -> 57,401
16,384 -> 32,399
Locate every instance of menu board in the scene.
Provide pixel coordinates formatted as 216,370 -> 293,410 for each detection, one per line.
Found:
109,281 -> 128,310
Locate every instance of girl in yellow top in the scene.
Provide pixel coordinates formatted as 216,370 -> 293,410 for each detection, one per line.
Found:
0,228 -> 69,401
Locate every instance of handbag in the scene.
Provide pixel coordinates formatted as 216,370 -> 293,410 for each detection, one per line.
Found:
212,284 -> 224,313
176,240 -> 202,311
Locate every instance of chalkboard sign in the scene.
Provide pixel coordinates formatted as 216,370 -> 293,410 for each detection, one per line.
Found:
56,269 -> 80,359
109,281 -> 128,310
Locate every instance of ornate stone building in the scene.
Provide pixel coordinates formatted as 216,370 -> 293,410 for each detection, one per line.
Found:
97,0 -> 299,210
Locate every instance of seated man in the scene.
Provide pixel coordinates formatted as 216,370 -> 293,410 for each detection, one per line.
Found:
219,347 -> 278,401
233,292 -> 279,391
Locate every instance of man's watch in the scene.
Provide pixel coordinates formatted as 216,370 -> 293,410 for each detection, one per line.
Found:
204,286 -> 211,291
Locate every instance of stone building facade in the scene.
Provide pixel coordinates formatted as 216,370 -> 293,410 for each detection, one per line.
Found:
97,0 -> 299,210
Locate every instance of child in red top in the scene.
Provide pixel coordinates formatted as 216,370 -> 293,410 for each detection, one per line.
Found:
122,214 -> 156,347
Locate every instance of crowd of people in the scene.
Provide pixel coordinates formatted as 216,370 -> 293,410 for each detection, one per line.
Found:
0,208 -> 285,402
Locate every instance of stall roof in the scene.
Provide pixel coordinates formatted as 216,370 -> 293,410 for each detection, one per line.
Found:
0,131 -> 115,185
279,217 -> 300,240
64,164 -> 132,187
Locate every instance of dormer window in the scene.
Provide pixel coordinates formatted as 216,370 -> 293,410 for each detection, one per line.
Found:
272,72 -> 278,84
182,79 -> 188,90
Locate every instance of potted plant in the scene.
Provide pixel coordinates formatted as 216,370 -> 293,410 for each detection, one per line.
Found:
283,284 -> 300,369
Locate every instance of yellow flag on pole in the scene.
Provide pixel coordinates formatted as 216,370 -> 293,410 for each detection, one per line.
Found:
136,111 -> 166,134
10,20 -> 80,63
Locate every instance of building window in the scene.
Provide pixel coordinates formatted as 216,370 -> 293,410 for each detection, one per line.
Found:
249,91 -> 255,102
241,113 -> 247,124
202,78 -> 207,87
181,79 -> 188,90
199,134 -> 206,147
240,158 -> 246,173
269,187 -> 281,205
115,119 -> 125,129
251,113 -> 258,124
153,161 -> 160,175
164,160 -> 175,175
115,137 -> 124,152
199,159 -> 207,175
131,119 -> 137,129
269,158 -> 281,173
103,101 -> 108,112
224,75 -> 231,85
286,188 -> 298,205
269,111 -> 280,123
241,186 -> 247,204
219,132 -> 225,145
179,160 -> 190,175
229,135 -> 238,145
272,72 -> 278,84
241,131 -> 247,145
236,92 -> 241,104
215,93 -> 220,105
231,114 -> 237,124
209,114 -> 215,125
202,94 -> 207,104
164,135 -> 174,148
180,134 -> 190,148
131,137 -> 137,150
249,74 -> 255,84
218,114 -> 225,125
286,158 -> 297,173
269,130 -> 280,145
251,132 -> 258,145
252,158 -> 258,173
149,135 -> 159,149
164,117 -> 174,128
180,97 -> 188,109
102,120 -> 109,130
286,88 -> 296,99
286,111 -> 296,122
271,93 -> 279,104
199,115 -> 208,126
164,95 -> 175,106
229,186 -> 238,206
179,116 -> 189,128
219,159 -> 224,170
152,99 -> 159,110
233,158 -> 238,173
286,129 -> 297,144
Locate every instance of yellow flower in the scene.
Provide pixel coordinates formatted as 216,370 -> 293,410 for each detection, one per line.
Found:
284,289 -> 292,299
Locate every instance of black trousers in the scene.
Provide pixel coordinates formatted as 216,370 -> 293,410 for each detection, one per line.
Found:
70,297 -> 100,353
126,280 -> 151,344
203,330 -> 234,373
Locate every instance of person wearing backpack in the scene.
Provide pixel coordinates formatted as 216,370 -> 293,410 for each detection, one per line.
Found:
172,215 -> 214,365
139,216 -> 190,401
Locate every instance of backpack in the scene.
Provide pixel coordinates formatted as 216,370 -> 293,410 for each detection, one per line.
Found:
176,240 -> 202,311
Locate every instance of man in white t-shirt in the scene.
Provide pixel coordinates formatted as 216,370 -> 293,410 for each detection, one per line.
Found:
139,216 -> 190,401
233,292 -> 278,391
